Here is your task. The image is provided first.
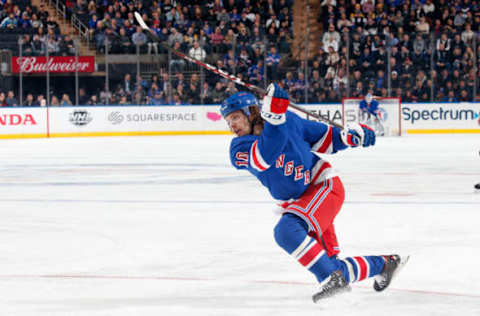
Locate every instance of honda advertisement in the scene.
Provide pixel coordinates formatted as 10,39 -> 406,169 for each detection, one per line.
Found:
0,108 -> 47,137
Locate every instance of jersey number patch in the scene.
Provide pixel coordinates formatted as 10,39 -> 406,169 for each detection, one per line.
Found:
235,152 -> 249,167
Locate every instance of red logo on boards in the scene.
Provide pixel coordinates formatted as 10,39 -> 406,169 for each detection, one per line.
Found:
0,114 -> 37,125
11,56 -> 95,73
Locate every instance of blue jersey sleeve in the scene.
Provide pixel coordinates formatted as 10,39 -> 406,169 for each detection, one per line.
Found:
287,111 -> 348,154
230,121 -> 289,172
369,100 -> 380,115
229,136 -> 252,170
359,100 -> 368,111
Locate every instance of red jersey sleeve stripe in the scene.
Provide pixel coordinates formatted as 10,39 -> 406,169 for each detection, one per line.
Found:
250,140 -> 270,172
311,126 -> 333,154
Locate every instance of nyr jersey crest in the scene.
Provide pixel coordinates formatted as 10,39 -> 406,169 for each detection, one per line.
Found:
235,149 -> 311,185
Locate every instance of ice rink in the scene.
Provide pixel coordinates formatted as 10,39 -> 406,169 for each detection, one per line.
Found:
0,133 -> 479,315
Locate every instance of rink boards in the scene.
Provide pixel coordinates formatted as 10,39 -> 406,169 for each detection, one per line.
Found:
0,102 -> 478,138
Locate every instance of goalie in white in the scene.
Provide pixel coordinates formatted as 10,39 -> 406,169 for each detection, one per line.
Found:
359,93 -> 385,136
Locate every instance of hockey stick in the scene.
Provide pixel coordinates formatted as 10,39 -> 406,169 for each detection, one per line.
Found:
134,12 -> 344,129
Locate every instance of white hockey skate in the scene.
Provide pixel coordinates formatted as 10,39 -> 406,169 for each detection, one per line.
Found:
312,271 -> 351,303
373,254 -> 410,292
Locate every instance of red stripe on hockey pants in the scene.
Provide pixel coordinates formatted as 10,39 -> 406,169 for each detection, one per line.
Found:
280,176 -> 345,257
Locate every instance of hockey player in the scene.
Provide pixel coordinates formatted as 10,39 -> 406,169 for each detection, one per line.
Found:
359,93 -> 380,117
359,93 -> 385,136
221,83 -> 408,302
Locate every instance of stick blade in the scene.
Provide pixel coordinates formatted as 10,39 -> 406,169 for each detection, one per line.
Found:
134,12 -> 148,30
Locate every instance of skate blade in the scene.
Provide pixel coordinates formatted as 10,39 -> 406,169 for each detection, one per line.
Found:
374,255 -> 410,291
312,285 -> 351,303
391,255 -> 409,282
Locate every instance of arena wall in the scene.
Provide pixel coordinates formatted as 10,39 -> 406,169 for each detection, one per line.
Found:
0,103 -> 478,139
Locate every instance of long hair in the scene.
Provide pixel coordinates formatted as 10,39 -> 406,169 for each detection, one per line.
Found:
248,105 -> 264,136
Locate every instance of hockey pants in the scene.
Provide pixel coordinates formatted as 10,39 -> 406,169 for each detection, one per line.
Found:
274,177 -> 385,283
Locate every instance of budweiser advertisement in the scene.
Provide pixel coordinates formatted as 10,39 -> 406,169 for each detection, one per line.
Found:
11,56 -> 95,73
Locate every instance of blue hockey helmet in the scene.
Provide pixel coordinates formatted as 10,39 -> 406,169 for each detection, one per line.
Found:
220,92 -> 260,118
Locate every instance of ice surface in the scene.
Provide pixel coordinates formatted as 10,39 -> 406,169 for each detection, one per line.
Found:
0,134 -> 479,315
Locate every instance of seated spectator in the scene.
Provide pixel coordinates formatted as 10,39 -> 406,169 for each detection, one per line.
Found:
211,82 -> 226,104
188,41 -> 206,61
118,95 -> 130,105
436,33 -> 451,52
89,14 -> 98,30
120,74 -> 134,97
131,26 -> 147,53
172,72 -> 185,89
443,90 -> 457,102
0,13 -> 17,29
99,86 -> 112,104
200,82 -> 212,104
118,28 -> 133,54
21,35 -> 34,56
73,0 -> 87,16
132,91 -> 144,105
251,26 -> 265,54
186,74 -> 201,104
248,60 -> 264,86
150,90 -> 166,105
87,94 -> 100,105
46,36 -> 60,56
93,21 -> 106,51
46,16 -> 60,35
391,71 -> 401,89
461,23 -> 474,46
19,11 -> 31,29
59,35 -> 76,56
31,13 -> 43,29
333,68 -> 348,91
171,93 -> 184,105
31,35 -> 45,56
224,81 -> 238,96
50,95 -> 60,106
24,93 -> 35,106
266,46 -> 280,80
416,15 -> 430,34
210,26 -> 225,53
169,41 -> 186,72
60,94 -> 72,106
0,93 -> 7,107
167,27 -> 183,46
33,95 -> 45,106
6,91 -> 18,107
78,88 -> 88,105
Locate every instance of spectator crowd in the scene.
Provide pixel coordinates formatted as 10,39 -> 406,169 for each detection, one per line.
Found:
308,0 -> 480,103
1,0 -> 480,105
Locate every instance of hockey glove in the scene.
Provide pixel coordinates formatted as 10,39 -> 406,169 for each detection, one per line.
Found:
341,124 -> 376,147
261,83 -> 289,125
